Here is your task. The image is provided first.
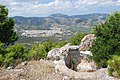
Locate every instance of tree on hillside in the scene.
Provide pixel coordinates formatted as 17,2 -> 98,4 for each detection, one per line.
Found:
91,12 -> 120,67
0,5 -> 18,45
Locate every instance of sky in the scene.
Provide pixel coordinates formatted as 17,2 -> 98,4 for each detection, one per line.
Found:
0,0 -> 120,17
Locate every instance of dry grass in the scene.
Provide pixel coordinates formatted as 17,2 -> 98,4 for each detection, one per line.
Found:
0,60 -> 64,80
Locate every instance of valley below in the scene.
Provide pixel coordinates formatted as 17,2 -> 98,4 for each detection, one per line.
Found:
14,13 -> 108,44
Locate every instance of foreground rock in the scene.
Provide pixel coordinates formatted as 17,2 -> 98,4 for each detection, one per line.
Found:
46,34 -> 119,80
47,43 -> 70,60
51,60 -> 119,80
0,60 -> 119,80
77,58 -> 97,72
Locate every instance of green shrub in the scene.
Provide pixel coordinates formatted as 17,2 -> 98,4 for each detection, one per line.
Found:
69,33 -> 87,45
27,43 -> 47,60
42,40 -> 53,52
27,40 -> 54,60
4,43 -> 29,66
54,41 -> 68,48
0,42 -> 5,66
91,12 -> 120,67
0,42 -> 6,55
0,54 -> 3,66
108,55 -> 120,78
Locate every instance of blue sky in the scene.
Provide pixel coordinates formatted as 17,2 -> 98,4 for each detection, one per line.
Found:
0,0 -> 120,17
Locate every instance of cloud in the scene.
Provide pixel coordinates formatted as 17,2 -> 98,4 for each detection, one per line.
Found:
0,0 -> 120,16
74,0 -> 119,9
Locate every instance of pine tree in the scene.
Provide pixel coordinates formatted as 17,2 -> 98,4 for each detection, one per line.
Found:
0,5 -> 18,45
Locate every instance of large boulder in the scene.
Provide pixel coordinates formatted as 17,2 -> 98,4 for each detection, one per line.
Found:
47,43 -> 70,60
47,48 -> 60,60
47,41 -> 97,72
77,58 -> 97,72
79,34 -> 96,51
59,43 -> 70,59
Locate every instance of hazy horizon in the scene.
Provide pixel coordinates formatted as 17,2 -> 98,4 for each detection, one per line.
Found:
0,0 -> 120,17
12,12 -> 109,17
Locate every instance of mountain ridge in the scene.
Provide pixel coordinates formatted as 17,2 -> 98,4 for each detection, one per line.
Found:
13,13 -> 109,32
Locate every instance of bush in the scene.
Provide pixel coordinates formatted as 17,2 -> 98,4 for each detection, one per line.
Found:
91,12 -> 120,67
54,41 -> 68,48
42,40 -> 53,52
108,55 -> 120,78
69,33 -> 87,45
0,42 -> 5,66
27,40 -> 54,60
0,54 -> 3,66
4,43 -> 29,67
27,43 -> 47,60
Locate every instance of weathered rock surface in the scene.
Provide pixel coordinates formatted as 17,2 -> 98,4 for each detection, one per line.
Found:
77,58 -> 97,72
47,48 -> 60,60
0,60 -> 119,80
52,60 -> 119,80
47,43 -> 70,60
45,34 -> 119,80
47,42 -> 96,71
79,34 -> 96,51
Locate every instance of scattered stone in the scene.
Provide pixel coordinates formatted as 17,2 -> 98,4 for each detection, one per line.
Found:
21,61 -> 27,66
39,59 -> 44,62
63,76 -> 69,80
7,65 -> 15,70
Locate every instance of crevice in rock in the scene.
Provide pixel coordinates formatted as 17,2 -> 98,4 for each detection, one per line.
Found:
65,48 -> 83,71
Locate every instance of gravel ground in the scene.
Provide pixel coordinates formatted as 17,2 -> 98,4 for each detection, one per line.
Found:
0,60 -> 119,80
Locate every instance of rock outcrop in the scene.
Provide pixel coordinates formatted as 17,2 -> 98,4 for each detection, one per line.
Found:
47,34 -> 97,73
79,34 -> 96,51
77,58 -> 97,72
47,43 -> 70,60
47,48 -> 60,60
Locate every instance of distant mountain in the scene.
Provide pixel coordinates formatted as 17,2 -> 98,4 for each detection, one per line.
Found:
49,13 -> 70,18
13,13 -> 108,32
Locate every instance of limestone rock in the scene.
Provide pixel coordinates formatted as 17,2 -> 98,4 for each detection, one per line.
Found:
79,34 -> 96,51
47,43 -> 70,60
80,51 -> 93,56
47,48 -> 60,60
21,61 -> 27,66
63,76 -> 69,80
77,59 -> 97,72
